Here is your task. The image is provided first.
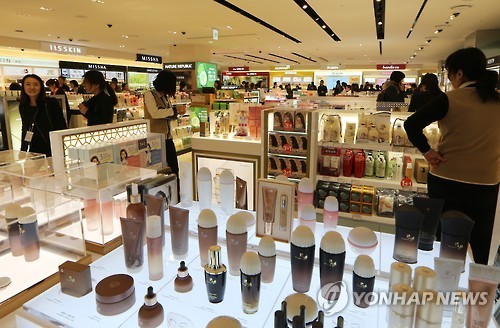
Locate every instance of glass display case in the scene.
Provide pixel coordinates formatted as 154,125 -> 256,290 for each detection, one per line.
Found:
0,188 -> 87,318
0,150 -> 45,167
48,163 -> 157,254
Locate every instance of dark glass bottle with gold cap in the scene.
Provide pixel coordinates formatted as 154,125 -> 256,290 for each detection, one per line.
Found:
204,245 -> 227,303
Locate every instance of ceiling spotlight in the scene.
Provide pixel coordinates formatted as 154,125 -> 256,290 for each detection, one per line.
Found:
419,47 -> 424,50
302,4 -> 308,9
434,29 -> 442,34
40,6 -> 54,11
322,25 -> 326,29
226,25 -> 232,29
122,34 -> 129,38
315,17 -> 319,21
119,45 -> 125,48
378,21 -> 383,25
15,29 -> 23,33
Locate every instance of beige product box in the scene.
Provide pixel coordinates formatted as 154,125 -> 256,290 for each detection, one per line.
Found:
79,144 -> 114,165
344,122 -> 356,144
145,133 -> 166,170
414,159 -> 429,184
374,112 -> 391,143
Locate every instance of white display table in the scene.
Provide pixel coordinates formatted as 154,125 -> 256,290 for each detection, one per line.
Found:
16,203 -> 492,328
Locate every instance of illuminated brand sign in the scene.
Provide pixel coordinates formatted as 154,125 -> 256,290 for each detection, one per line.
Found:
41,42 -> 86,55
274,65 -> 291,70
136,54 -> 162,63
88,64 -> 106,70
376,64 -> 406,70
128,66 -> 162,73
327,66 -> 339,70
163,62 -> 195,70
59,61 -> 126,72
228,66 -> 249,71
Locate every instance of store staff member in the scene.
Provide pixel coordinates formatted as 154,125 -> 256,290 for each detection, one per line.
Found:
78,70 -> 118,126
144,70 -> 186,196
317,80 -> 327,96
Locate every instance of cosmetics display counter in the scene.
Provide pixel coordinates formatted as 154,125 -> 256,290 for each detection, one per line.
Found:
15,202 -> 484,328
191,133 -> 261,211
0,189 -> 88,318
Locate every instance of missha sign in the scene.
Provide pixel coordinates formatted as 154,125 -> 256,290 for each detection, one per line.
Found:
377,64 -> 406,70
40,42 -> 86,55
136,53 -> 162,64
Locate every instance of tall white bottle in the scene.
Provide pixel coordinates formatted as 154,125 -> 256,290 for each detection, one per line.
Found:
179,161 -> 193,207
219,170 -> 235,215
197,167 -> 212,210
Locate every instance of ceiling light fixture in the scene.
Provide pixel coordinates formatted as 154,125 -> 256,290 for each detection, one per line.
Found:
245,54 -> 280,63
122,35 -> 129,38
268,53 -> 300,64
373,0 -> 385,40
15,30 -> 23,33
40,6 -> 54,11
406,0 -> 429,38
119,45 -> 125,48
226,25 -> 232,29
292,0 -> 341,41
426,39 -> 431,43
434,29 -> 442,34
291,52 -> 317,63
214,0 -> 301,43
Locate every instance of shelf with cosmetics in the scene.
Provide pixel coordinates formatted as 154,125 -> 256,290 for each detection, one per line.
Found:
171,113 -> 193,154
263,108 -> 315,181
0,187 -> 89,318
17,196 -> 494,327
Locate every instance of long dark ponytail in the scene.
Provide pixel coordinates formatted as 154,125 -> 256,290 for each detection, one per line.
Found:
82,70 -> 118,105
445,47 -> 499,102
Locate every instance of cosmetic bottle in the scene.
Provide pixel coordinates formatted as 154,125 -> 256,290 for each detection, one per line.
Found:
258,236 -> 276,283
18,207 -> 39,262
99,190 -> 114,235
342,149 -> 354,177
320,231 -> 346,301
146,215 -> 163,281
364,151 -> 374,177
322,115 -> 332,142
353,150 -> 365,178
290,225 -> 315,293
206,316 -> 242,328
226,213 -> 248,276
5,203 -> 23,257
330,115 -> 341,142
357,122 -> 368,140
323,196 -> 339,230
240,251 -> 261,314
197,167 -> 212,210
467,263 -> 500,328
145,194 -> 165,246
127,183 -> 146,240
198,209 -> 218,267
386,157 -> 397,180
368,122 -> 378,142
388,283 -> 415,328
262,186 -> 278,235
375,152 -> 386,178
311,311 -> 324,328
299,204 -> 316,234
392,121 -> 406,146
219,169 -> 235,215
393,204 -> 424,264
434,257 -> 462,292
83,191 -> 99,231
204,245 -> 227,303
335,316 -> 344,328
235,177 -> 248,210
440,211 -> 474,272
138,286 -> 164,328
415,290 -> 443,328
174,261 -> 193,293
274,310 -> 287,328
395,157 -> 403,181
120,217 -> 144,268
352,254 -> 375,308
179,160 -> 193,207
297,177 -> 314,216
278,194 -> 288,232
168,206 -> 189,260
413,266 -> 437,292
413,197 -> 444,251
389,262 -> 412,290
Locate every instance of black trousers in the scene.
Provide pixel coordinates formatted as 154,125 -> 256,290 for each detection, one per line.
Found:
428,173 -> 499,264
165,138 -> 180,201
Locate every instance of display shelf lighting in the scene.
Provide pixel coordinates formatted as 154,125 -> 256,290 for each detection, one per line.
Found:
292,0 -> 341,41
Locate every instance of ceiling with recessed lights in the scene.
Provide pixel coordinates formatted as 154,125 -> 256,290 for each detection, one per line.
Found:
0,0 -> 498,69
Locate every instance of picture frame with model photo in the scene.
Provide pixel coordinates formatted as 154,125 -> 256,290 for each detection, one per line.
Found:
256,178 -> 295,243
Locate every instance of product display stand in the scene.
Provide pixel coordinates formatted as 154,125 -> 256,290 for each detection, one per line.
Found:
16,202 -> 483,327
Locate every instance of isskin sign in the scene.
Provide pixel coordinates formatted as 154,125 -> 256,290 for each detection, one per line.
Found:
40,42 -> 86,55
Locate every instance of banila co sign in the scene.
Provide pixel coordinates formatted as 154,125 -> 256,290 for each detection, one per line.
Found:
376,64 -> 406,70
40,42 -> 86,55
136,53 -> 162,63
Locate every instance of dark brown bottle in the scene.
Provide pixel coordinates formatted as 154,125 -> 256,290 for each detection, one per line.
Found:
138,286 -> 164,328
204,245 -> 227,303
174,261 -> 193,293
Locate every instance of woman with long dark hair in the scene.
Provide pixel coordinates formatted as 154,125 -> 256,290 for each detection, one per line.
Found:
78,70 -> 117,126
408,73 -> 444,112
404,47 -> 500,264
144,70 -> 186,197
19,74 -> 67,156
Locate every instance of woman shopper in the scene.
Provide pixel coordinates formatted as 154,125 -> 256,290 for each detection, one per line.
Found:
19,74 -> 67,156
144,69 -> 186,196
377,71 -> 406,102
404,47 -> 500,265
408,73 -> 444,112
78,70 -> 117,126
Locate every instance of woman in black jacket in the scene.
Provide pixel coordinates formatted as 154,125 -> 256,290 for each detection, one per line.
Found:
78,70 -> 118,126
19,74 -> 67,156
408,73 -> 444,112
